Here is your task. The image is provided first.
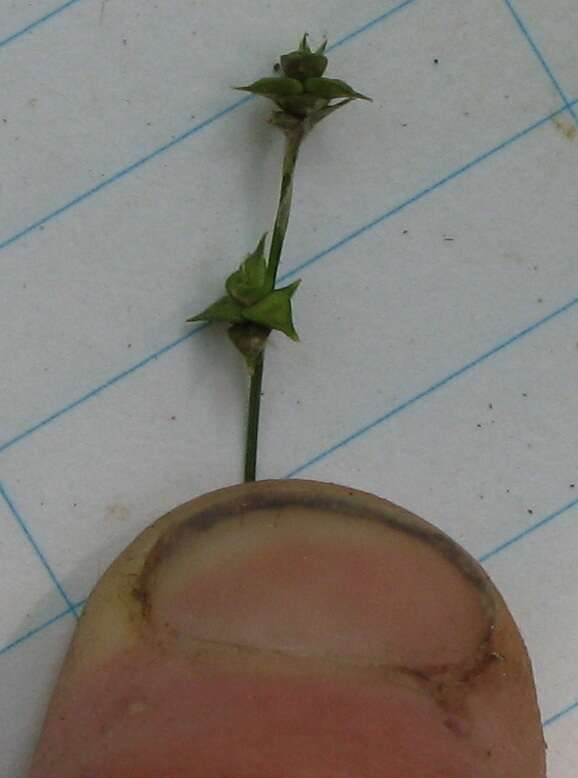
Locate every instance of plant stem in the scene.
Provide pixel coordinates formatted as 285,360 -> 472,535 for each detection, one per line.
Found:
266,126 -> 304,285
244,126 -> 305,482
244,351 -> 264,482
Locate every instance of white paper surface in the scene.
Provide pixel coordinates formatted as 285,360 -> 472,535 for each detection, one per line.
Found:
1,0 -> 577,774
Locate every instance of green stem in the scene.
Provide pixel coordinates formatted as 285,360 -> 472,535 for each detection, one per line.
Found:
266,126 -> 304,285
244,127 -> 304,482
244,351 -> 264,482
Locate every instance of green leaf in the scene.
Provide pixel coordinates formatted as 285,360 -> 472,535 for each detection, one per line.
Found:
187,295 -> 244,324
315,38 -> 328,55
225,233 -> 272,306
303,77 -> 372,102
234,77 -> 304,98
242,280 -> 301,341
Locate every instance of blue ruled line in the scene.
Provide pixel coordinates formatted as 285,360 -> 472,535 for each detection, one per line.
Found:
544,698 -> 578,727
281,98 -> 577,280
0,96 -> 252,253
286,295 -> 578,478
0,482 -> 77,618
0,607 -> 72,658
479,497 -> 578,563
0,0 -> 88,50
0,324 -> 206,455
502,0 -> 578,123
329,0 -> 420,49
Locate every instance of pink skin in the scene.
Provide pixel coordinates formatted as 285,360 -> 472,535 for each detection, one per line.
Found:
29,481 -> 546,777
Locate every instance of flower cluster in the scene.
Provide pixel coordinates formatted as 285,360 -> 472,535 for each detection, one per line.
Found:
188,234 -> 300,371
236,34 -> 370,126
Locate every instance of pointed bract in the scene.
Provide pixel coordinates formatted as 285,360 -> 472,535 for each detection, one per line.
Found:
187,295 -> 244,324
235,77 -> 304,98
242,280 -> 301,341
226,233 -> 272,306
303,77 -> 372,102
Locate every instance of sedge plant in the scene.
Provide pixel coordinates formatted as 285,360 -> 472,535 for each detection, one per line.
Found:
187,34 -> 371,482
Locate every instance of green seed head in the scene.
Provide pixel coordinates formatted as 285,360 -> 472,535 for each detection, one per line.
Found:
235,36 -> 370,125
187,235 -> 300,361
280,50 -> 328,80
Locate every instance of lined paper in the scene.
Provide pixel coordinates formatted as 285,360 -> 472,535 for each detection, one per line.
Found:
1,0 -> 577,774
